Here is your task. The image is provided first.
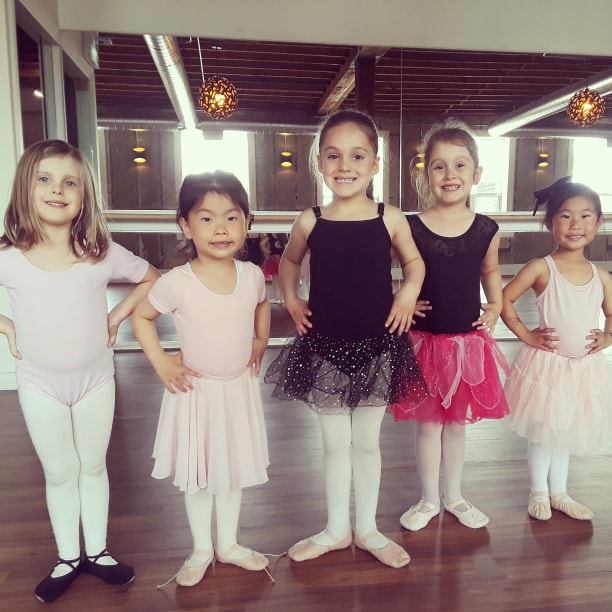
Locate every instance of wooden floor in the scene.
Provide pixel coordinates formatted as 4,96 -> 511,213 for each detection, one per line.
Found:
2,289 -> 612,611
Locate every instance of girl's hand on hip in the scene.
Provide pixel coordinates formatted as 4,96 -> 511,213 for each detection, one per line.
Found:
525,327 -> 559,352
586,328 -> 612,354
0,314 -> 21,359
413,299 -> 431,319
155,351 -> 201,393
385,292 -> 416,336
285,298 -> 313,336
472,303 -> 500,335
248,338 -> 268,375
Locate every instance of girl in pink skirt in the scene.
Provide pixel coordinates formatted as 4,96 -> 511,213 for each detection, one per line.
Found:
132,170 -> 271,586
502,179 -> 612,521
389,120 -> 509,532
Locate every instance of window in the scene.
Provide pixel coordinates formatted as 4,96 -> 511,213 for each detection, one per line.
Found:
180,129 -> 251,199
571,137 -> 612,211
471,137 -> 510,213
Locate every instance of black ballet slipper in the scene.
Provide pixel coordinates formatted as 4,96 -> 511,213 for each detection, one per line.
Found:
34,557 -> 82,603
83,549 -> 135,586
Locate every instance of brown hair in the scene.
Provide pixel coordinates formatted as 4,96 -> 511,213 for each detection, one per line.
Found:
1,139 -> 110,259
413,119 -> 480,210
310,109 -> 380,200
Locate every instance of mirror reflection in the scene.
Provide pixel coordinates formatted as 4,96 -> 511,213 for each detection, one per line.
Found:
14,23 -> 612,340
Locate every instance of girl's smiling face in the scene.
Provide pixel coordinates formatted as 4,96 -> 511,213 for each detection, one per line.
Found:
547,195 -> 602,252
317,122 -> 379,201
33,155 -> 83,229
426,140 -> 482,207
179,192 -> 248,262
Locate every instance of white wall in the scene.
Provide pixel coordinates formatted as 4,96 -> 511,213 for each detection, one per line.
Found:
56,0 -> 612,56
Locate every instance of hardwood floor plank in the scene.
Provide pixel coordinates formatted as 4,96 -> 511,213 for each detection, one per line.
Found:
2,282 -> 612,611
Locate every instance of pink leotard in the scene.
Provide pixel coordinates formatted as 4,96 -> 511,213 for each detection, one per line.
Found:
538,255 -> 603,358
0,242 -> 149,405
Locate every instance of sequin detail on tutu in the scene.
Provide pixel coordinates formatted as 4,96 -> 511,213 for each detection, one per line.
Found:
264,330 -> 427,414
505,346 -> 612,455
389,330 -> 509,423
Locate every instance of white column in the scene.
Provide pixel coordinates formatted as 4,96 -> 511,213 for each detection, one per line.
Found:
40,38 -> 67,140
75,77 -> 98,169
0,0 -> 22,389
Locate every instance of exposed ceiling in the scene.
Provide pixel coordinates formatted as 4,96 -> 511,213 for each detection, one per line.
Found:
18,30 -> 612,131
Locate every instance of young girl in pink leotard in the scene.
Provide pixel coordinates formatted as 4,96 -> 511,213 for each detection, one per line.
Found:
502,179 -> 612,522
132,170 -> 271,587
0,140 -> 159,603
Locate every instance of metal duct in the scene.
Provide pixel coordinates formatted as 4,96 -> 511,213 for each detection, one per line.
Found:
97,118 -> 180,130
143,35 -> 198,130
489,67 -> 612,137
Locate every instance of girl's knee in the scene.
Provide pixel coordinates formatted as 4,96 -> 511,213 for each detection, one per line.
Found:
44,458 -> 80,487
79,460 -> 107,478
418,421 -> 444,438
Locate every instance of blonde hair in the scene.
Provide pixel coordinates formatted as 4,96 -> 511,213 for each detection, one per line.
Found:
413,118 -> 479,210
1,140 -> 110,260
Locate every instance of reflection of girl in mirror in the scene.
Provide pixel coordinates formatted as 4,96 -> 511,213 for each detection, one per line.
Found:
266,109 -> 427,568
132,171 -> 272,587
389,120 -> 509,532
261,233 -> 287,303
502,180 -> 612,522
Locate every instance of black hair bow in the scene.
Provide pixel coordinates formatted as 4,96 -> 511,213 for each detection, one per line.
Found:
532,176 -> 572,215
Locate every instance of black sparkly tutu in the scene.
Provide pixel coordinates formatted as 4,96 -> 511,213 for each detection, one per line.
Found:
264,330 -> 428,414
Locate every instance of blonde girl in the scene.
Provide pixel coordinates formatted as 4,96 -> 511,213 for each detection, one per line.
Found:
390,120 -> 509,532
0,139 -> 159,603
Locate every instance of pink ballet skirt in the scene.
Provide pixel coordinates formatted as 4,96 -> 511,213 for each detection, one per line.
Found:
505,346 -> 612,455
152,367 -> 269,497
389,329 -> 510,423
262,254 -> 281,279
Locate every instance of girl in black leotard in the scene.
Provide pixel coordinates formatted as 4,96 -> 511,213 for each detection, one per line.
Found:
265,110 -> 427,568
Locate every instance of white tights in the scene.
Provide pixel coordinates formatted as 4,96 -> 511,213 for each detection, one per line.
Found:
18,379 -> 116,561
527,440 -> 570,495
184,487 -> 244,554
415,420 -> 466,505
316,405 -> 386,544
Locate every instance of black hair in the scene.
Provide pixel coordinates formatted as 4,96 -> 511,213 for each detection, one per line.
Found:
177,170 -> 250,259
533,178 -> 602,226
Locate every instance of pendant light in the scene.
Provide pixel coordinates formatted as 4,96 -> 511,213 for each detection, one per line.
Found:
280,133 -> 293,168
567,88 -> 605,127
197,40 -> 238,120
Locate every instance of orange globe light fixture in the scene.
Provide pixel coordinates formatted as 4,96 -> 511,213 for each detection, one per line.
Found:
198,75 -> 238,120
567,88 -> 606,127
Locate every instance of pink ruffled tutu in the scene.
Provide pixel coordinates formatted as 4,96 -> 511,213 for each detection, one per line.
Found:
152,367 -> 269,497
505,346 -> 612,455
389,330 -> 510,423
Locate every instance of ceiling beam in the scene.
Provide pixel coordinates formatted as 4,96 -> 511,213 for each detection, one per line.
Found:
317,46 -> 389,115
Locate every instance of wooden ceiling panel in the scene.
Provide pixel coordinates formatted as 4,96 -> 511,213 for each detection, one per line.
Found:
18,30 -> 612,127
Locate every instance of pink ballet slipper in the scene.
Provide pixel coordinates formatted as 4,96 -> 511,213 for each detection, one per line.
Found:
528,491 -> 551,521
175,550 -> 214,587
353,531 -> 410,568
288,530 -> 352,562
550,492 -> 593,521
215,544 -> 269,571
